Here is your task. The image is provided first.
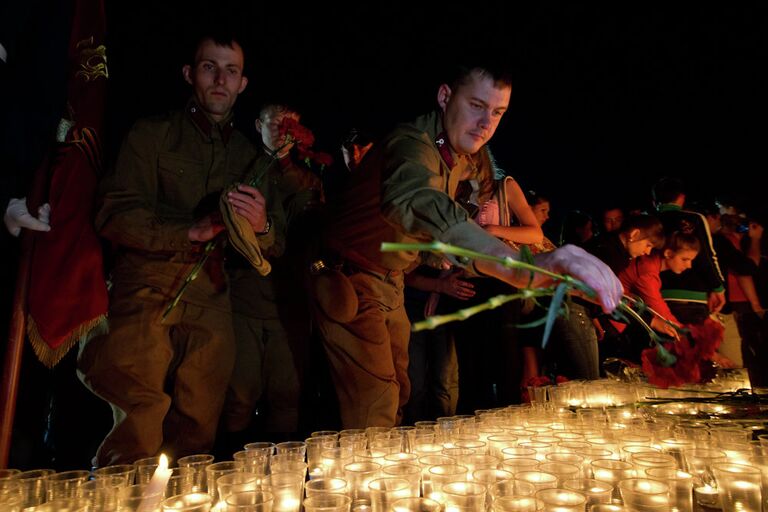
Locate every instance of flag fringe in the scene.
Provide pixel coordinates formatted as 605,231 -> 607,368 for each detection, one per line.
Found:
27,314 -> 108,368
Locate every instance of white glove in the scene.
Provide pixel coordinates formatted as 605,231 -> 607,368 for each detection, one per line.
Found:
4,197 -> 51,237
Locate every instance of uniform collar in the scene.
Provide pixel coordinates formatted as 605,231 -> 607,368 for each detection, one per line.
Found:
186,98 -> 235,145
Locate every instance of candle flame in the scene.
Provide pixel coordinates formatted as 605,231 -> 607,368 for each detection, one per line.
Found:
159,453 -> 169,470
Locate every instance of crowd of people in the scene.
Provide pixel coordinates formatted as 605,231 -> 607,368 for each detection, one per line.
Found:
3,29 -> 766,470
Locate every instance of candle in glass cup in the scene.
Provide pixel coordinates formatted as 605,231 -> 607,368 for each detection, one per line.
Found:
343,462 -> 381,501
441,481 -> 486,512
266,472 -> 304,512
225,490 -> 274,512
161,492 -> 213,512
390,496 -> 442,512
368,477 -> 411,512
177,454 -> 215,493
45,470 -> 90,501
617,479 -> 670,511
533,488 -> 586,511
513,472 -> 557,493
305,478 -> 349,497
490,495 -> 543,512
303,494 -> 352,512
711,462 -> 762,512
645,468 -> 692,512
561,478 -> 612,507
382,463 -> 421,497
137,455 -> 172,512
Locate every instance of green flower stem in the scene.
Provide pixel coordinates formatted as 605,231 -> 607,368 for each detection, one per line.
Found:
412,288 -> 555,331
380,241 -> 576,284
162,239 -> 217,322
616,300 -> 663,345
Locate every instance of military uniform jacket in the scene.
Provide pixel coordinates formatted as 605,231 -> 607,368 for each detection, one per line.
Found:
325,110 -> 511,272
96,100 -> 281,311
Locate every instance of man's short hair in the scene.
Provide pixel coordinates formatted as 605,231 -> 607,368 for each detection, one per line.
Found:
187,28 -> 244,66
652,177 -> 685,206
258,102 -> 300,121
447,60 -> 514,91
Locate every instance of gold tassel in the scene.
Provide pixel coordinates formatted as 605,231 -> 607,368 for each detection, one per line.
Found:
27,314 -> 108,368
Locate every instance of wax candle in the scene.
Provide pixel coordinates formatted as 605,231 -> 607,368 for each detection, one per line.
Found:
138,454 -> 172,512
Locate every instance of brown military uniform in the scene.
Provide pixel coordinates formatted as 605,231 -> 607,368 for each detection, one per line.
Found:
224,154 -> 322,434
319,110 -> 512,428
78,100 -> 281,465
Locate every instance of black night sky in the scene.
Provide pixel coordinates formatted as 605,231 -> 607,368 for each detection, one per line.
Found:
105,2 -> 768,231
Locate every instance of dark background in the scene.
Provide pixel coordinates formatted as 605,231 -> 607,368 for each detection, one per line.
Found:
106,2 -> 768,230
4,2 -> 768,470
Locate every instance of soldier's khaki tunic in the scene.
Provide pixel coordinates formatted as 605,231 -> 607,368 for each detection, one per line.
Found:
320,110 -> 511,428
78,101 -> 280,465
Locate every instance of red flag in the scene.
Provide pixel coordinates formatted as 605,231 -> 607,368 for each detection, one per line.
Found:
26,0 -> 109,367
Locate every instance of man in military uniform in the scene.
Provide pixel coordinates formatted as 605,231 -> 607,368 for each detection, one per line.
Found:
222,102 -> 322,441
78,32 -> 281,465
318,62 -> 623,428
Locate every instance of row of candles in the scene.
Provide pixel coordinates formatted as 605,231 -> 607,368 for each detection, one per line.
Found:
1,379 -> 766,511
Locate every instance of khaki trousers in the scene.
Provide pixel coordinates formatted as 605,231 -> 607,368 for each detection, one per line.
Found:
315,272 -> 410,428
78,284 -> 235,465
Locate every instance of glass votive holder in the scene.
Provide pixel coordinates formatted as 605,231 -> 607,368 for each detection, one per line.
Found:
710,427 -> 751,446
321,447 -> 355,479
311,431 -> 341,441
46,470 -> 90,500
390,496 -> 442,512
0,482 -> 22,512
682,448 -> 726,487
487,480 -> 536,501
244,442 -> 277,457
92,463 -> 136,487
23,497 -> 89,511
588,505 -> 626,511
267,472 -> 305,512
234,450 -> 270,476
305,478 -> 349,497
499,458 -> 539,477
618,479 -> 669,511
165,467 -> 194,498
368,477 -> 411,512
383,453 -> 419,467
561,478 -> 612,507
177,454 -> 215,492
711,462 -> 762,512
620,446 -> 658,464
629,453 -> 676,477
718,442 -> 753,465
501,447 -> 537,460
340,435 -> 369,454
303,494 -> 352,512
119,483 -> 164,512
76,477 -> 123,511
491,495 -> 543,512
225,490 -> 274,512
270,459 -> 308,480
275,441 -> 308,462
382,463 -> 421,497
747,454 -> 768,508
536,463 -> 579,486
487,435 -> 519,459
217,472 -> 260,504
161,492 -> 213,512
533,488 -> 586,511
343,462 -> 381,501
589,459 -> 634,500
472,468 -> 513,487
134,456 -> 170,485
371,438 -> 402,456
441,481 -> 486,512
513,472 -> 557,493
366,427 -> 391,445
645,468 -> 692,512
308,437 -> 340,478
13,469 -> 54,507
425,464 -> 469,501
205,461 -> 242,502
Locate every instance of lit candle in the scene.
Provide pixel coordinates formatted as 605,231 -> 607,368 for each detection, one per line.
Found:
694,484 -> 720,508
138,454 -> 172,512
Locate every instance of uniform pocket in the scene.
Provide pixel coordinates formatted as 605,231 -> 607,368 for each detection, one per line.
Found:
157,152 -> 205,211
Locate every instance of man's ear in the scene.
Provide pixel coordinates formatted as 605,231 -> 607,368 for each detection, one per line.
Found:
254,118 -> 263,134
238,76 -> 248,94
182,64 -> 193,85
664,248 -> 674,259
437,84 -> 452,111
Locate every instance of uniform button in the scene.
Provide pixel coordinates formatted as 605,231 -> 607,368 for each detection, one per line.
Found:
191,107 -> 197,113
179,169 -> 184,174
